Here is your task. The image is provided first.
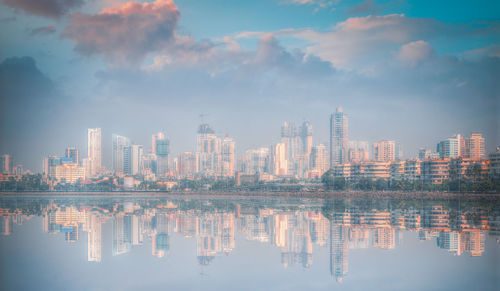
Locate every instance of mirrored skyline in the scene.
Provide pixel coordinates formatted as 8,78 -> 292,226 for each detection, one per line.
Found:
1,195 -> 498,290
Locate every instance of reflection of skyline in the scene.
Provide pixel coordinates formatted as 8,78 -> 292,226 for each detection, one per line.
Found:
0,198 -> 497,283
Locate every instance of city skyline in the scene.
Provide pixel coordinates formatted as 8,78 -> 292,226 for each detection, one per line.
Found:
0,113 -> 493,174
0,0 -> 498,173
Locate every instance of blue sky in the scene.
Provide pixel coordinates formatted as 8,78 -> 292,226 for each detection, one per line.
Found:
0,0 -> 498,171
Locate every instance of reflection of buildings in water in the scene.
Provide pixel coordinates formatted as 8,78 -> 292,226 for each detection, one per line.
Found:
437,229 -> 485,256
87,214 -> 102,262
330,222 -> 348,283
113,214 -> 132,256
0,199 -> 497,281
1,215 -> 14,235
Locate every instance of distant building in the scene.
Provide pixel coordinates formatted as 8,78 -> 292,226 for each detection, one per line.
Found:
373,140 -> 396,162
55,163 -> 85,184
330,107 -> 348,167
196,124 -> 221,177
310,144 -> 329,177
0,154 -> 12,174
43,155 -> 61,179
87,128 -> 102,177
348,141 -> 369,163
244,147 -> 269,175
421,159 -> 450,184
221,136 -> 235,177
151,132 -> 165,156
112,134 -> 131,175
300,121 -> 313,156
437,134 -> 464,159
177,152 -> 197,179
465,133 -> 485,160
271,143 -> 288,176
489,147 -> 500,178
65,147 -> 79,164
155,138 -> 169,177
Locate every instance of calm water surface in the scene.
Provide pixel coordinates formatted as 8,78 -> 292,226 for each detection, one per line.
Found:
0,194 -> 499,290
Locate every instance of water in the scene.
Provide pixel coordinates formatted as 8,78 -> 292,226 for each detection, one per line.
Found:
0,194 -> 499,290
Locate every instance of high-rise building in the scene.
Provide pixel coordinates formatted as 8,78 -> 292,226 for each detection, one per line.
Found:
465,133 -> 485,160
0,154 -> 12,174
130,145 -> 143,175
87,128 -> 102,177
112,134 -> 131,175
196,124 -> 221,176
65,147 -> 79,164
271,143 -> 288,176
330,107 -> 348,167
373,140 -> 396,162
300,121 -> 313,156
152,132 -> 165,155
310,144 -> 329,176
177,152 -> 198,178
489,147 -> 500,178
43,155 -> 61,179
222,136 -> 236,177
156,138 -> 169,177
244,147 -> 269,175
281,122 -> 301,174
437,134 -> 464,159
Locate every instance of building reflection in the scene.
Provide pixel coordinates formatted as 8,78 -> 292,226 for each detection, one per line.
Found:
0,197 -> 497,283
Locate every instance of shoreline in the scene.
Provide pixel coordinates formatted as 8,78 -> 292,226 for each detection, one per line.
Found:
1,190 -> 499,200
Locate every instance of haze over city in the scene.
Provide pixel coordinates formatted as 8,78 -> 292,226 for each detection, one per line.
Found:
0,0 -> 498,172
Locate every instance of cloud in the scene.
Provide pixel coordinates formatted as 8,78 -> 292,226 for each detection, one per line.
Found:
0,16 -> 16,23
0,0 -> 84,18
238,14 -> 443,70
29,25 -> 56,36
464,44 -> 500,59
397,40 -> 435,66
62,0 -> 180,65
348,0 -> 380,15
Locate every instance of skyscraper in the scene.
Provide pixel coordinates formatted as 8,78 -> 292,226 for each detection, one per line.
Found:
156,138 -> 169,177
271,143 -> 288,176
196,124 -> 221,176
131,145 -> 144,175
300,121 -> 313,156
0,154 -> 12,174
152,132 -> 165,155
281,122 -> 300,171
65,147 -> 79,164
310,144 -> 329,176
465,133 -> 485,160
222,136 -> 235,177
112,134 -> 131,174
437,134 -> 464,159
87,128 -> 102,177
330,107 -> 348,167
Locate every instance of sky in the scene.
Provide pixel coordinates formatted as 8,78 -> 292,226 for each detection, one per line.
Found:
0,0 -> 498,172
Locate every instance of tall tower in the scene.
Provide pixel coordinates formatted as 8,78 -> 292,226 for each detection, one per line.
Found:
222,136 -> 235,177
155,138 -> 169,177
300,121 -> 313,156
87,128 -> 102,177
0,154 -> 12,174
152,132 -> 165,155
196,124 -> 221,176
330,107 -> 348,167
112,134 -> 131,174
